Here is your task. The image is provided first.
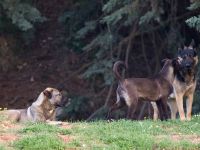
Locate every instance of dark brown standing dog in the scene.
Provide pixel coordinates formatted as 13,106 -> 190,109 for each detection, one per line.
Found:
108,59 -> 178,120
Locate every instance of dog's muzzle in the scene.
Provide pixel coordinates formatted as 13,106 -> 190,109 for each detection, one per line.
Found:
180,57 -> 194,70
55,98 -> 68,107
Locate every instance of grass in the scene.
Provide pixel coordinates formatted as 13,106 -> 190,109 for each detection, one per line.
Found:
0,144 -> 6,150
0,114 -> 200,149
65,118 -> 200,149
14,134 -> 66,150
14,123 -> 71,150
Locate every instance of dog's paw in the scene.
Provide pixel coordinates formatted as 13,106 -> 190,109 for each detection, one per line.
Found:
46,120 -> 63,125
107,118 -> 115,123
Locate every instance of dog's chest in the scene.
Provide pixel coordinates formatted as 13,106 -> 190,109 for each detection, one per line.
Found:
173,78 -> 196,95
44,108 -> 55,119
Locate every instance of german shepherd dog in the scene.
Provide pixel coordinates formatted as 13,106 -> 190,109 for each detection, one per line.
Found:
153,41 -> 198,121
7,87 -> 63,122
169,42 -> 198,121
108,59 -> 179,120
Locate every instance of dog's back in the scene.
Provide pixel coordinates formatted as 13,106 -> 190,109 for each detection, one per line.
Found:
114,60 -> 174,103
7,109 -> 29,122
110,59 -> 176,119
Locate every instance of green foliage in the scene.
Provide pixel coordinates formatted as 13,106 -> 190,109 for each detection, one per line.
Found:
60,0 -> 165,86
0,0 -> 45,32
60,0 -> 117,85
82,59 -> 114,85
187,1 -> 200,10
59,0 -> 101,41
186,16 -> 200,32
186,1 -> 200,32
59,0 -> 101,53
59,95 -> 92,121
102,0 -> 123,14
60,0 -> 200,115
101,5 -> 129,25
139,11 -> 159,25
76,21 -> 97,39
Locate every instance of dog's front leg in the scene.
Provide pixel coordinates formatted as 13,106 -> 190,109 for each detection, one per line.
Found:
33,113 -> 46,122
49,110 -> 56,121
167,98 -> 178,120
186,93 -> 194,121
175,94 -> 185,121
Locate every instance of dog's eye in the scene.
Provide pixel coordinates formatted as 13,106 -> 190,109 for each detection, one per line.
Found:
56,93 -> 61,97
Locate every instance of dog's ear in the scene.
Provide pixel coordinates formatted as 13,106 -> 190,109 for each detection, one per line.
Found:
193,49 -> 197,57
161,58 -> 170,64
43,90 -> 52,99
184,45 -> 187,50
172,57 -> 181,69
189,39 -> 195,49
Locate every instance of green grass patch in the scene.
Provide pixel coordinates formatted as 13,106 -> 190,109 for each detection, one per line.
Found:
13,122 -> 71,149
1,115 -> 200,149
0,144 -> 6,150
14,134 -> 66,150
19,122 -> 71,135
65,118 -> 200,149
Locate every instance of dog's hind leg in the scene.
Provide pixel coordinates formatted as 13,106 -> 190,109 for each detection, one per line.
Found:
156,98 -> 169,121
156,100 -> 164,120
107,96 -> 126,119
186,93 -> 194,121
126,98 -> 138,119
7,110 -> 21,122
167,98 -> 178,120
160,97 -> 170,120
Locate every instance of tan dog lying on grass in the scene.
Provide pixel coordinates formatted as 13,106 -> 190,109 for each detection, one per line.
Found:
7,87 -> 63,123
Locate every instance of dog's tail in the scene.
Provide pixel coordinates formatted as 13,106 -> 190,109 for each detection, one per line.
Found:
113,61 -> 127,82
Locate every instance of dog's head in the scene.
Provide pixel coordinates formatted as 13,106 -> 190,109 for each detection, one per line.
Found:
160,58 -> 181,82
177,40 -> 198,70
43,87 -> 63,107
162,58 -> 181,71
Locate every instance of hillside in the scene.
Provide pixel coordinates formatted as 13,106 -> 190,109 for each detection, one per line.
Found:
0,113 -> 200,149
